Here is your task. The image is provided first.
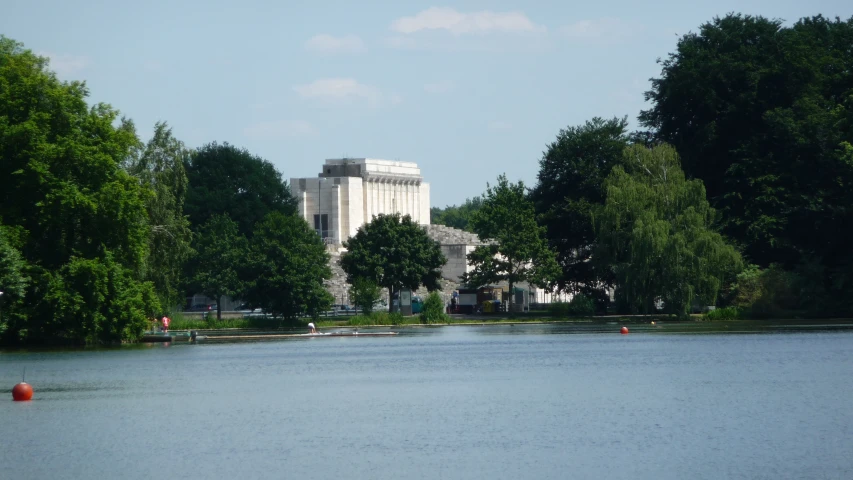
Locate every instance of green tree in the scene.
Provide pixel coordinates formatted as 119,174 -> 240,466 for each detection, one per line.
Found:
340,213 -> 446,312
0,36 -> 158,344
430,196 -> 483,232
420,291 -> 449,324
529,117 -> 630,302
639,14 -> 853,311
189,215 -> 248,320
0,225 -> 29,335
244,212 -> 333,319
125,122 -> 193,310
463,174 -> 560,313
348,277 -> 382,316
185,142 -> 297,237
594,144 -> 743,316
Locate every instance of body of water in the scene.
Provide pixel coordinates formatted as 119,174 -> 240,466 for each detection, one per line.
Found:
2,324 -> 852,479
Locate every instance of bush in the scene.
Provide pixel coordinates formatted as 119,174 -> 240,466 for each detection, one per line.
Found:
420,292 -> 449,324
703,306 -> 741,321
548,294 -> 595,317
345,311 -> 407,326
728,263 -> 810,318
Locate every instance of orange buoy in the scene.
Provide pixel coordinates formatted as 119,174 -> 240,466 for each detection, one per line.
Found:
12,382 -> 33,401
620,326 -> 629,335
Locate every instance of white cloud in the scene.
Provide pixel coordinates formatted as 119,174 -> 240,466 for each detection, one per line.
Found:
294,78 -> 398,107
560,18 -> 643,41
488,121 -> 512,131
304,34 -> 366,54
38,52 -> 91,76
424,81 -> 454,94
243,120 -> 316,138
391,7 -> 545,35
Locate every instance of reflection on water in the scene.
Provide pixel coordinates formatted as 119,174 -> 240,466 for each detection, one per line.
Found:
2,325 -> 853,480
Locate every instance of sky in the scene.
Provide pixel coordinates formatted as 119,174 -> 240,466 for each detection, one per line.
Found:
2,0 -> 849,207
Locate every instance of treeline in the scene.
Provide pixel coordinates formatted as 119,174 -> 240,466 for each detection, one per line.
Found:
0,36 -> 333,345
433,13 -> 853,318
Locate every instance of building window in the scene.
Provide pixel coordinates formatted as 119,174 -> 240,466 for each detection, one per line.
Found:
314,214 -> 329,239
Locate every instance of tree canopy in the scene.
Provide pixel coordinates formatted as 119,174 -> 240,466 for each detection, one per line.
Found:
639,14 -> 853,278
124,122 -> 193,309
1,36 -> 158,344
594,144 -> 743,315
430,196 -> 483,232
243,212 -> 333,319
530,117 -> 630,300
340,213 -> 446,311
184,142 -> 298,237
463,175 -> 559,312
189,214 -> 248,320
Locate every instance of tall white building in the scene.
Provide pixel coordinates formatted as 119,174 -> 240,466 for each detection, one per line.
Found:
291,158 -> 431,246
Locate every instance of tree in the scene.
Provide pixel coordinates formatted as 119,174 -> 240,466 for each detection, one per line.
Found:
185,142 -> 297,237
340,213 -> 446,312
348,277 -> 382,316
0,224 -> 29,336
189,215 -> 248,320
594,144 -> 743,316
420,291 -> 449,324
244,212 -> 333,320
430,196 -> 483,232
0,36 -> 158,344
463,174 -> 560,313
124,122 -> 193,310
639,14 -> 853,303
529,117 -> 630,302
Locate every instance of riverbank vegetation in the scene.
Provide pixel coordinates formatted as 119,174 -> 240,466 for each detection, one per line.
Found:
3,12 -> 853,345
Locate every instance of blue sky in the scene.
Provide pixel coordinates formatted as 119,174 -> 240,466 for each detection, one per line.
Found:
2,0 -> 849,206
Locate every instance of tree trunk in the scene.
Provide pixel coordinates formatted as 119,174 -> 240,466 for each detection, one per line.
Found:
508,279 -> 514,316
388,286 -> 396,313
216,295 -> 222,320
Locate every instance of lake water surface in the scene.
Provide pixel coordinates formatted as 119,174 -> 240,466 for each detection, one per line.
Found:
3,324 -> 853,479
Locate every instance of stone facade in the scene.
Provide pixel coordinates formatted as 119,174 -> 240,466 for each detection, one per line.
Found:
291,158 -> 430,246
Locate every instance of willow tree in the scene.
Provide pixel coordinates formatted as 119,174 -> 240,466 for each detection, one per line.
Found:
463,174 -> 559,313
124,122 -> 193,310
594,144 -> 742,315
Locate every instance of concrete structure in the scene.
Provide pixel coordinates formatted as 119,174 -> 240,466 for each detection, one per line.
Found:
423,225 -> 486,284
291,158 -> 430,246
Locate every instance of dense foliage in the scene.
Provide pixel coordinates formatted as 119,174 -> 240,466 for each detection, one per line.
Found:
124,122 -> 193,310
420,291 -> 449,323
639,14 -> 853,315
189,215 -> 248,320
594,144 -> 743,315
185,142 -> 298,237
340,213 -> 446,312
348,277 -> 382,316
243,212 -> 333,319
430,196 -> 483,232
1,36 -> 158,344
463,175 -> 559,312
530,117 -> 630,303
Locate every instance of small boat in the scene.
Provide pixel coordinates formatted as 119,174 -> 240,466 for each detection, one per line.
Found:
299,331 -> 398,337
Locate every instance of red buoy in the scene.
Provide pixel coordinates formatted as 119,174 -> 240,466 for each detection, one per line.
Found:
620,326 -> 629,335
12,382 -> 33,401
